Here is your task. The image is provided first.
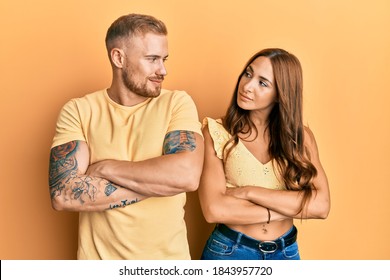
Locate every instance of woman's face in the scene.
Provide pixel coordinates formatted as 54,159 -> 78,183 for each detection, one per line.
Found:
237,56 -> 277,115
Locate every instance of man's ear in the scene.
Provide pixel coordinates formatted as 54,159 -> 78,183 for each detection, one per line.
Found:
110,48 -> 125,68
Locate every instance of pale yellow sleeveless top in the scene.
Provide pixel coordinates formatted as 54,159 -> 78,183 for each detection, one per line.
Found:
204,117 -> 286,190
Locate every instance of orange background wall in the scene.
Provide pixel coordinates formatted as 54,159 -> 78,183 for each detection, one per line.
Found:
1,0 -> 389,260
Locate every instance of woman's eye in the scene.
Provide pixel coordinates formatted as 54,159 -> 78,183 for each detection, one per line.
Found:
260,81 -> 268,87
244,71 -> 252,78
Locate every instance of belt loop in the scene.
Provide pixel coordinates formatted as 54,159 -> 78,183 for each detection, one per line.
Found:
236,231 -> 243,245
279,236 -> 286,249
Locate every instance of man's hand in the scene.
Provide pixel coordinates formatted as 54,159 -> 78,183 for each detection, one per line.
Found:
86,159 -> 111,178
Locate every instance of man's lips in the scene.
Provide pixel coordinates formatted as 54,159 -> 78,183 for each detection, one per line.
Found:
149,77 -> 164,84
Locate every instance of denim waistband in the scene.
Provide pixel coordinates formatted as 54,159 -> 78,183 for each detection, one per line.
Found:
216,224 -> 297,253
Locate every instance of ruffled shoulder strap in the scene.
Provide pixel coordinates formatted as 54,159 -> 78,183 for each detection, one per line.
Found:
202,117 -> 231,159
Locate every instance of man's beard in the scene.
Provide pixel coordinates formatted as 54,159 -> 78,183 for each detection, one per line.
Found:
122,68 -> 163,98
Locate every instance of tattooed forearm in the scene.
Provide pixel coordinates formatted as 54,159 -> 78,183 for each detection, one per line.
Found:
105,183 -> 139,210
163,130 -> 196,154
107,198 -> 139,210
49,141 -> 143,211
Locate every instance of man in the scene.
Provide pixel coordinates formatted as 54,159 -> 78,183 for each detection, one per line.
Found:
48,13 -> 204,260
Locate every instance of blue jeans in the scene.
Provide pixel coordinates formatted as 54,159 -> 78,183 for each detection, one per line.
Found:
201,224 -> 300,260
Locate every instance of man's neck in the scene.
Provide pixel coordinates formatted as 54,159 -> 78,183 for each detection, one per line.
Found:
107,85 -> 148,107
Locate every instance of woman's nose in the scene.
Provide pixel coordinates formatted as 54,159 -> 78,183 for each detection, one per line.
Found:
242,78 -> 255,92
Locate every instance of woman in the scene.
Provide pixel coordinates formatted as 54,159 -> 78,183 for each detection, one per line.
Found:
198,48 -> 330,260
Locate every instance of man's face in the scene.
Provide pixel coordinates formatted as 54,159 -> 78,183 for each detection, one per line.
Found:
122,32 -> 168,98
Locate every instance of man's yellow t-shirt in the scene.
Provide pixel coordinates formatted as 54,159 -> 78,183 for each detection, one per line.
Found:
52,89 -> 202,259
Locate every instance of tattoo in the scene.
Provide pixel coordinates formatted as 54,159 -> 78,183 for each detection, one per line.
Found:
71,176 -> 97,203
49,141 -> 97,204
49,141 -> 79,199
163,130 -> 196,154
49,141 -> 140,210
108,198 -> 138,210
104,183 -> 117,196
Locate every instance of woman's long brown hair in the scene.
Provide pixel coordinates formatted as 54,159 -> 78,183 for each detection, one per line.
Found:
222,48 -> 317,216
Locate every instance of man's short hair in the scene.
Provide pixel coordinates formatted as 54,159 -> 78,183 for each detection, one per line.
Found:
105,13 -> 167,51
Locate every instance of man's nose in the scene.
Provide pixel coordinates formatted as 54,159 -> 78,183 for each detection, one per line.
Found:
156,60 -> 167,76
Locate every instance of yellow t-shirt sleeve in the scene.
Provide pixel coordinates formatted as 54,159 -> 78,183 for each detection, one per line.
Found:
166,91 -> 202,136
51,99 -> 86,148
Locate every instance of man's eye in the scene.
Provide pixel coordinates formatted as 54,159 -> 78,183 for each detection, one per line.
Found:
148,57 -> 158,62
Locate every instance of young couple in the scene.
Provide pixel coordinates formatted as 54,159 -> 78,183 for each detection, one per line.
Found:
49,13 -> 330,260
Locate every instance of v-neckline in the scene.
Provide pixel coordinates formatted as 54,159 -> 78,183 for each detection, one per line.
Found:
238,139 -> 272,166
